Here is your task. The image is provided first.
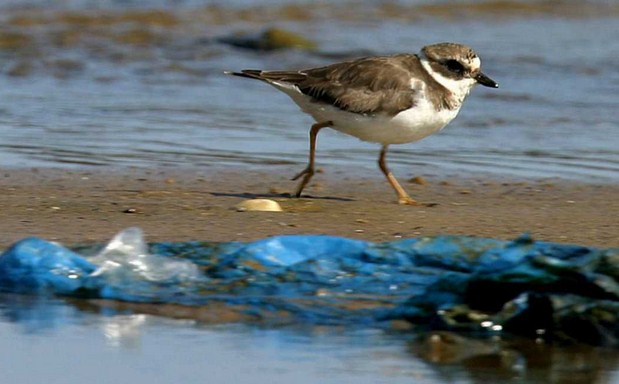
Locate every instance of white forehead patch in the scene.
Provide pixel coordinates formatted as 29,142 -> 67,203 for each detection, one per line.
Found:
470,56 -> 481,71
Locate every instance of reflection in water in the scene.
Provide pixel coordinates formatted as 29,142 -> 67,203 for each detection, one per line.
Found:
409,332 -> 619,384
0,293 -> 146,348
101,314 -> 147,349
1,292 -> 618,383
0,294 -> 76,333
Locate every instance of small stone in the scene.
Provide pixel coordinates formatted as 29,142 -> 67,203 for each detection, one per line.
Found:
7,61 -> 32,77
236,199 -> 283,212
408,176 -> 427,185
219,27 -> 317,51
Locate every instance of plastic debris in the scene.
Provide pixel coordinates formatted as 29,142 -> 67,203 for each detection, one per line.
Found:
390,235 -> 619,346
87,227 -> 203,302
0,237 -> 96,294
0,229 -> 618,345
0,228 -> 201,302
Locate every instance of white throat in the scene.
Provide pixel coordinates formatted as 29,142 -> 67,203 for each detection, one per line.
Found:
420,58 -> 476,103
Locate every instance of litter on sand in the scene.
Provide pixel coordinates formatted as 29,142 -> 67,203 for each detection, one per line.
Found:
1,228 -> 617,346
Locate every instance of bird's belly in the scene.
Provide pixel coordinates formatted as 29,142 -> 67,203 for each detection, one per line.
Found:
292,94 -> 460,145
334,108 -> 458,145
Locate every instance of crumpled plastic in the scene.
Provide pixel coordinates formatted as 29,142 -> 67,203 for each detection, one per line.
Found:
0,228 -> 618,346
0,228 -> 202,303
389,235 -> 619,345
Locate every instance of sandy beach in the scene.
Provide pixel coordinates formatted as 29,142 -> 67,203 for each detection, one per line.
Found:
1,167 -> 616,249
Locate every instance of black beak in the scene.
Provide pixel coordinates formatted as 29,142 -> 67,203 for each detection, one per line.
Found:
475,72 -> 499,88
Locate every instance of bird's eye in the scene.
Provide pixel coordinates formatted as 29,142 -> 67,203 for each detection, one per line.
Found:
445,60 -> 465,74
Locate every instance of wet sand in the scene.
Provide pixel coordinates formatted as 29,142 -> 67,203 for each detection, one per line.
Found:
0,167 -> 616,248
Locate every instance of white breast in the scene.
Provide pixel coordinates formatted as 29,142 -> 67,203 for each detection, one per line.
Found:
276,80 -> 462,145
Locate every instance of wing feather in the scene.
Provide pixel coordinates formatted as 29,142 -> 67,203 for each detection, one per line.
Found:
297,54 -> 421,115
229,54 -> 442,116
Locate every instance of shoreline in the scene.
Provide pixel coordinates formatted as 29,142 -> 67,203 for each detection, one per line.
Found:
0,166 -> 616,248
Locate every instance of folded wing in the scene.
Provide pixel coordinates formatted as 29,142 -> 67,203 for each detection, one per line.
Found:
232,54 -> 423,116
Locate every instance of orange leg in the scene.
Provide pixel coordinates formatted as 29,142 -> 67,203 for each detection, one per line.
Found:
292,121 -> 332,197
378,145 -> 419,205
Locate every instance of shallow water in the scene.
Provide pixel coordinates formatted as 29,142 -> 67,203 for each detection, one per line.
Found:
3,293 -> 619,384
0,1 -> 617,182
0,294 -> 427,384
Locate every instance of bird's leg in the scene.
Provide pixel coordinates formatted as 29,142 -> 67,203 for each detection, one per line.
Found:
292,121 -> 332,197
378,145 -> 419,205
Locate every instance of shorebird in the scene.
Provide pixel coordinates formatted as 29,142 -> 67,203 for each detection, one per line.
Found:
226,42 -> 498,205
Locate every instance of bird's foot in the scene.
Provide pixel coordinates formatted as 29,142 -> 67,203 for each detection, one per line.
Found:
398,196 -> 438,207
291,166 -> 313,181
291,166 -> 314,197
398,196 -> 420,206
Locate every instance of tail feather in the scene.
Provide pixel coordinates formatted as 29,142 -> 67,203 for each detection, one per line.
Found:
225,69 -> 307,84
224,69 -> 266,80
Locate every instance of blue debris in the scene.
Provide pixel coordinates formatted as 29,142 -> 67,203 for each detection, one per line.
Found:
0,228 -> 618,345
391,236 -> 619,345
0,237 -> 96,295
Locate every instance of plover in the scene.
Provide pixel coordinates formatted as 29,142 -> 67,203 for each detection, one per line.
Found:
226,42 -> 498,205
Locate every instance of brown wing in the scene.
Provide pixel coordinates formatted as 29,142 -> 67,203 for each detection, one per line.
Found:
232,54 -> 424,116
297,54 -> 421,115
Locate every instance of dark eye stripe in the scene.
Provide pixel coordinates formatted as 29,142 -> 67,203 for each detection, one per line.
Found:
445,60 -> 465,73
